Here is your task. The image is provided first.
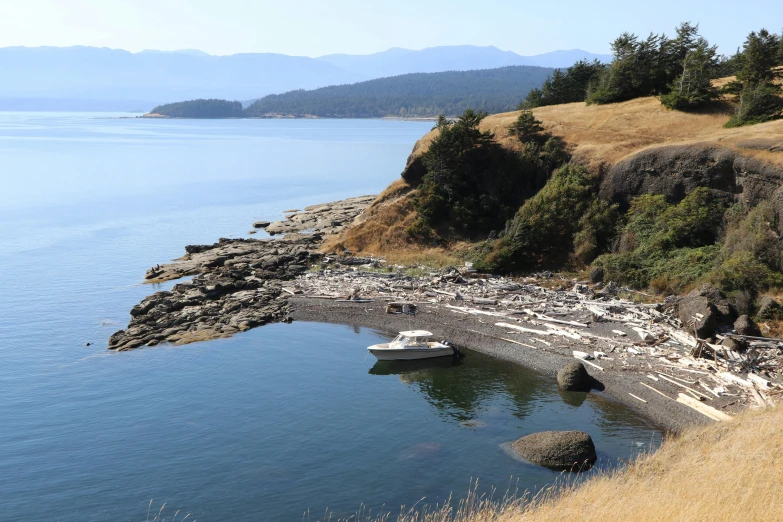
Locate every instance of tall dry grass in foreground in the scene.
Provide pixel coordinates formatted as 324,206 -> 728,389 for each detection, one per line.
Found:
352,406 -> 783,522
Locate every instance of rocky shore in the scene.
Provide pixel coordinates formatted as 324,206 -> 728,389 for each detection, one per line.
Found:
109,196 -> 377,351
109,195 -> 783,432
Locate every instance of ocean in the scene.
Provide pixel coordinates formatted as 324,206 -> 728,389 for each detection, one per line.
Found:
0,113 -> 659,521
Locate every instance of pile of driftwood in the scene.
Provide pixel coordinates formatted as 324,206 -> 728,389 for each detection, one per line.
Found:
291,258 -> 782,418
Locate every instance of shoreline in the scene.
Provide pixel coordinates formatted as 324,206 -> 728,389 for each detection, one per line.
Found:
289,297 -> 703,433
108,195 -> 767,435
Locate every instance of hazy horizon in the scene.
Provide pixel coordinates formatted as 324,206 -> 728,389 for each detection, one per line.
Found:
1,0 -> 779,58
0,43 -> 608,59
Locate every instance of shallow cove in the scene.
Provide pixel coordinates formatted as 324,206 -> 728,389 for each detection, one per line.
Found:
0,114 -> 662,520
1,319 -> 662,520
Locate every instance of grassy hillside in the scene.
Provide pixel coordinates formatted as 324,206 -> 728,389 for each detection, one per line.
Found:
335,92 -> 783,254
244,66 -> 554,118
329,85 -> 783,306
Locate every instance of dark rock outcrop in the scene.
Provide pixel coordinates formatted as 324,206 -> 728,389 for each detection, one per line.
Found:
589,267 -> 604,284
677,296 -> 718,338
599,144 -> 783,231
757,296 -> 783,321
557,361 -> 591,391
675,284 -> 737,339
722,336 -> 748,352
600,144 -> 737,210
400,154 -> 427,186
511,431 -> 597,471
734,315 -> 761,337
109,235 -> 322,351
264,195 -> 375,236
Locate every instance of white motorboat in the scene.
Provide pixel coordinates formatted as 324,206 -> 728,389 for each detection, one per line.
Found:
367,330 -> 456,361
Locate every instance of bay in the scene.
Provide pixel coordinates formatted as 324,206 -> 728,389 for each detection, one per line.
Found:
0,113 -> 659,521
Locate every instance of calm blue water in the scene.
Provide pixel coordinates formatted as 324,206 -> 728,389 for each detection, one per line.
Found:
0,113 -> 660,521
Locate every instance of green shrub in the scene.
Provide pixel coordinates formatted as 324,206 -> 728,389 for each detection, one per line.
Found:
593,252 -> 649,289
414,109 -> 562,239
593,188 -> 727,292
573,199 -> 620,264
477,165 -> 597,272
711,251 -> 783,293
724,82 -> 783,127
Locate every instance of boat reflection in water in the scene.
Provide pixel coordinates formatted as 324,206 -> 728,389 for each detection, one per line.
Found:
369,357 -> 463,376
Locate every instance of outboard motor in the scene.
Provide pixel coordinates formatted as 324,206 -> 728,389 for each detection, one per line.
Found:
442,340 -> 463,358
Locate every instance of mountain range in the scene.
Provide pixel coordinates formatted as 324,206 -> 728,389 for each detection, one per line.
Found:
0,45 -> 609,111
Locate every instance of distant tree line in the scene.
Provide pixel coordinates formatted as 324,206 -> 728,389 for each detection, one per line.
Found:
243,67 -> 553,118
522,23 -> 783,126
150,99 -> 244,118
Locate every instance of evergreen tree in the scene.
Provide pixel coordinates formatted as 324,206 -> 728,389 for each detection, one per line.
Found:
508,111 -> 545,143
520,60 -> 605,108
726,29 -> 783,126
661,39 -> 720,110
737,29 -> 781,85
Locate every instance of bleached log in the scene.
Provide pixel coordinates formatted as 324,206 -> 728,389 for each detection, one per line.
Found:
525,310 -> 588,328
748,373 -> 772,388
446,305 -> 509,318
629,393 -> 648,403
676,393 -> 733,421
718,372 -> 754,388
669,329 -> 698,348
579,358 -> 605,372
640,381 -> 671,399
495,322 -> 554,336
499,337 -> 537,349
657,374 -> 711,400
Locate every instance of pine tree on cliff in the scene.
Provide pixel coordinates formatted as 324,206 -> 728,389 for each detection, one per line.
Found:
726,29 -> 783,126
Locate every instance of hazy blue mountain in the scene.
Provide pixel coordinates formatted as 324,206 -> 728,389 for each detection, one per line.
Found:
0,45 -> 609,111
0,46 -> 360,110
317,46 -> 610,78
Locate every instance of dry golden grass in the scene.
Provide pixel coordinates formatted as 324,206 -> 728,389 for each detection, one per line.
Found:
411,96 -> 783,171
358,406 -> 783,522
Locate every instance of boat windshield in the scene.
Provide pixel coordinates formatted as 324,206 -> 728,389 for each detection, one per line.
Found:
391,335 -> 429,347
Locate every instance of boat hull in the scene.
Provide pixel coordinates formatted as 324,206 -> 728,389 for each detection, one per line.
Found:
367,345 -> 455,361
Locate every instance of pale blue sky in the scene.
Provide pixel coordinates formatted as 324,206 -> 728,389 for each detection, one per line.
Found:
0,0 -> 779,57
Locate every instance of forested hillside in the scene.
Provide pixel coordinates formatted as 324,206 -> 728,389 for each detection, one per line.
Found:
149,99 -> 244,118
243,66 -> 553,118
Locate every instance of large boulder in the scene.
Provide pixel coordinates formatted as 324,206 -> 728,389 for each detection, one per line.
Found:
589,267 -> 604,284
757,296 -> 783,321
675,284 -> 738,339
734,315 -> 761,337
512,431 -> 597,471
677,296 -> 718,339
687,284 -> 737,325
557,361 -> 591,391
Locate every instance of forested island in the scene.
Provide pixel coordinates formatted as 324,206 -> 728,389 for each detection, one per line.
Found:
144,66 -> 553,119
148,98 -> 244,118
244,66 -> 552,117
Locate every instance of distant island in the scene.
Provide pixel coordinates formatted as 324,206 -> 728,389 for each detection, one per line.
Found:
144,66 -> 554,119
147,99 -> 244,118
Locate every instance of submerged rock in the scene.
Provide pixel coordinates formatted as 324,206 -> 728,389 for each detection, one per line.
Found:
557,361 -> 590,391
511,430 -> 597,471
